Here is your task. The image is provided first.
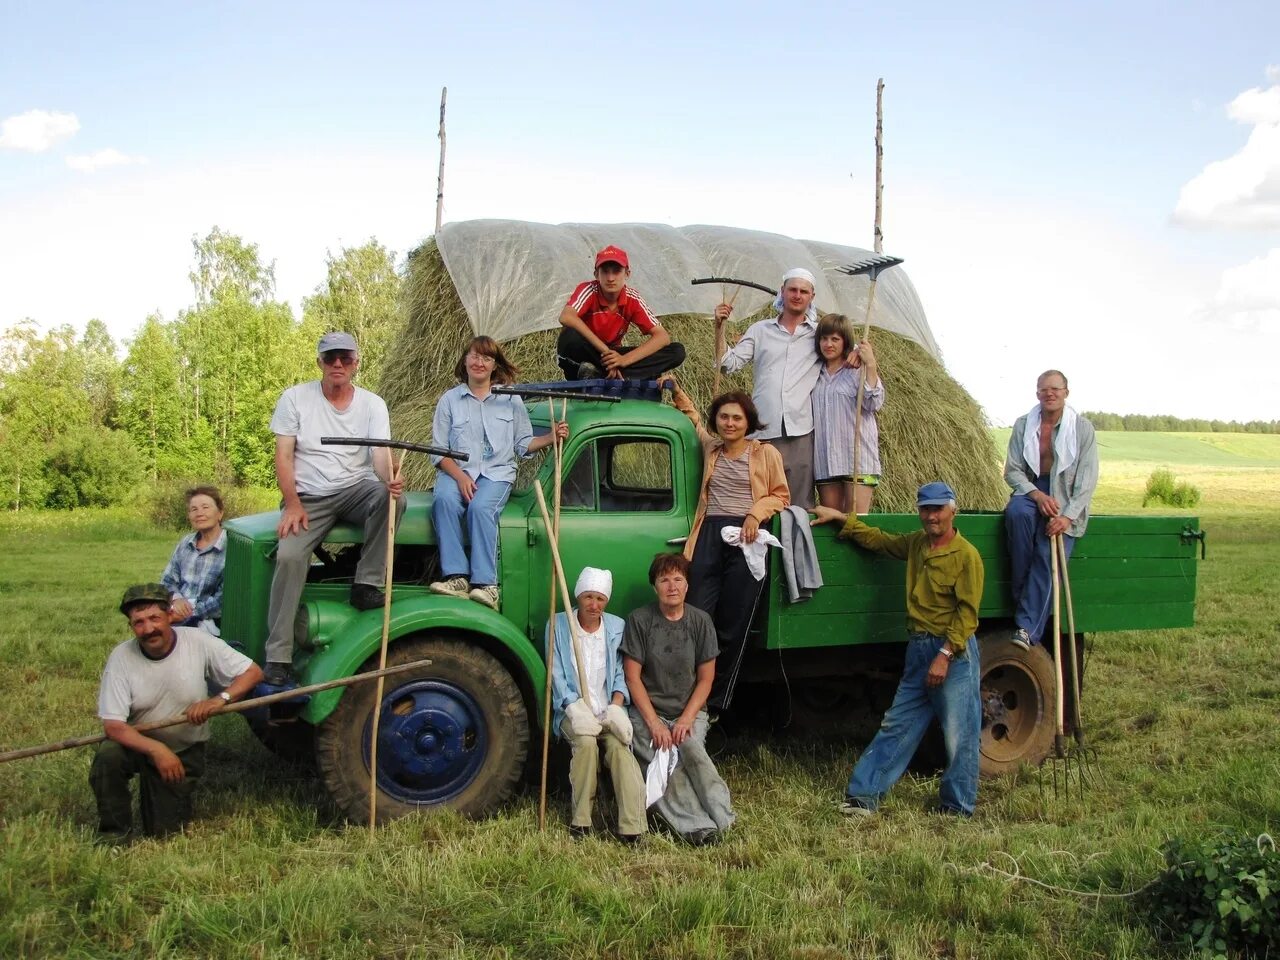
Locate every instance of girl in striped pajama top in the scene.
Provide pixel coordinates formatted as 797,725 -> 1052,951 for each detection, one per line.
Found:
813,314 -> 886,515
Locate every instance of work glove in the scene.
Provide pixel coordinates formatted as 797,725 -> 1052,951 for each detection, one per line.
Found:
564,699 -> 602,737
603,703 -> 633,746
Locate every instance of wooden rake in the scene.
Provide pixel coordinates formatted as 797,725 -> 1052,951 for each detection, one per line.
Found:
835,254 -> 903,508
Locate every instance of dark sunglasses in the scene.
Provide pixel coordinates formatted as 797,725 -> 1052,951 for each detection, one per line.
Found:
321,351 -> 357,366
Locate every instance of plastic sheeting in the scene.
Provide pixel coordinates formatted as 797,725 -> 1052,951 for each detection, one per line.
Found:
434,220 -> 939,358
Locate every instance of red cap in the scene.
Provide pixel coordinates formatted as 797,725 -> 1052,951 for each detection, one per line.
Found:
594,245 -> 629,270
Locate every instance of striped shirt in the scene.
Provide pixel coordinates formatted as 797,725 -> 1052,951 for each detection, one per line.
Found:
812,365 -> 885,480
706,448 -> 755,516
160,529 -> 227,622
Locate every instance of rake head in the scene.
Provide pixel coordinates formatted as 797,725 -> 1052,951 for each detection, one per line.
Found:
835,254 -> 904,282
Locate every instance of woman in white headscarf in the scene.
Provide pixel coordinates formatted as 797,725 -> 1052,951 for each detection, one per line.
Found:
547,566 -> 647,842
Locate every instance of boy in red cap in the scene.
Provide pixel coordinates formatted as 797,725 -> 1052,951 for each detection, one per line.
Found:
557,245 -> 686,380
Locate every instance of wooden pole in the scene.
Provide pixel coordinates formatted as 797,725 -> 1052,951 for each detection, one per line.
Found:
0,660 -> 432,766
538,400 -> 567,830
852,79 -> 885,507
435,87 -> 448,235
368,448 -> 406,832
1050,532 -> 1067,759
874,78 -> 884,255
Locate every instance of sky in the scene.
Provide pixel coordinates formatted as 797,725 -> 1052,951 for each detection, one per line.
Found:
1,0 -> 1278,424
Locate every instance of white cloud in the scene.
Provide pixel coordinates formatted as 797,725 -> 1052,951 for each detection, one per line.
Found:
0,109 -> 80,152
1173,72 -> 1280,229
65,148 -> 146,173
1202,247 -> 1280,331
1267,64 -> 1280,84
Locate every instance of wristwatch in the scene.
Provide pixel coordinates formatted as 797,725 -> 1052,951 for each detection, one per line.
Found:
219,691 -> 233,703
938,647 -> 954,661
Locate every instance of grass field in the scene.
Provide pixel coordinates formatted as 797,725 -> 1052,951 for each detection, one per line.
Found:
2,438 -> 1278,959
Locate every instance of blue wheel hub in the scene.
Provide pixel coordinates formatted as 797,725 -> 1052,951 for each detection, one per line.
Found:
364,678 -> 488,805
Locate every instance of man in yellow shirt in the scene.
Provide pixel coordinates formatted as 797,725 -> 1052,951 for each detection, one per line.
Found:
813,481 -> 985,816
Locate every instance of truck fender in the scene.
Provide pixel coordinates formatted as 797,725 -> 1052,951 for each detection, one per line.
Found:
297,597 -> 546,725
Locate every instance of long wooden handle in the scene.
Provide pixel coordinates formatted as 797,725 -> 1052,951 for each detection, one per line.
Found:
850,279 -> 879,494
538,402 -> 566,830
1050,532 -> 1066,755
532,479 -> 592,699
0,660 -> 432,766
368,448 -> 406,831
1056,535 -> 1084,738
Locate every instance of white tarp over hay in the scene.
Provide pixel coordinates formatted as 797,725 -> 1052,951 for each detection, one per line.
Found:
434,220 -> 940,358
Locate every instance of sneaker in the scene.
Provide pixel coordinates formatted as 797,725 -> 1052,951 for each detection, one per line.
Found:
837,798 -> 875,817
263,662 -> 293,687
1010,628 -> 1032,652
350,583 -> 387,611
930,803 -> 972,818
429,576 -> 470,599
568,824 -> 592,840
576,361 -> 604,380
685,827 -> 721,846
615,833 -> 643,846
469,585 -> 500,609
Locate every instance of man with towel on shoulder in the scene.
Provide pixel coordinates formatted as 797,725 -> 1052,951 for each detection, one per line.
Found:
716,267 -> 847,510
1003,369 -> 1099,650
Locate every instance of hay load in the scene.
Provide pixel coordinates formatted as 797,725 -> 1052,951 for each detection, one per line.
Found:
380,222 -> 1006,513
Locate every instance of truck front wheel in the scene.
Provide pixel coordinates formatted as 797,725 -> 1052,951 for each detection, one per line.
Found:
979,631 -> 1058,777
316,636 -> 529,824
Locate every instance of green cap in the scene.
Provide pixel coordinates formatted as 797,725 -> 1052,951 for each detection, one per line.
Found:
119,583 -> 171,615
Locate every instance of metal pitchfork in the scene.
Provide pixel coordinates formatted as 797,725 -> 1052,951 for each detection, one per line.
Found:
1038,531 -> 1094,806
1055,532 -> 1099,780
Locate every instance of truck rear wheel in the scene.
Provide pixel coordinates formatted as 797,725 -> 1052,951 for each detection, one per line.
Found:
316,636 -> 529,824
979,631 -> 1058,777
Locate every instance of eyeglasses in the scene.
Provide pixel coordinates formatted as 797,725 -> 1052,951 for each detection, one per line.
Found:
321,352 -> 357,366
465,352 -> 496,364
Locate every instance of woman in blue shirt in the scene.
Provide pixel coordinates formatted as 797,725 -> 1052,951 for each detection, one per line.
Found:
160,485 -> 227,634
429,336 -> 567,609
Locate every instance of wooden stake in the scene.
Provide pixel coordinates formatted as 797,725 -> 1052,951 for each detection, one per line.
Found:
435,87 -> 448,235
368,448 -> 406,832
874,78 -> 884,255
0,660 -> 432,766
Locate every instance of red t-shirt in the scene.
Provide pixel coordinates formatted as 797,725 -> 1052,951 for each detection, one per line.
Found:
565,281 -> 660,348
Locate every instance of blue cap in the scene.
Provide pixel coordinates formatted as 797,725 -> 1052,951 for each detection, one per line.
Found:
317,331 -> 358,355
917,481 -> 957,507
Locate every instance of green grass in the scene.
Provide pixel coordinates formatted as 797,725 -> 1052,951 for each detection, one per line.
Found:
2,447 -> 1278,959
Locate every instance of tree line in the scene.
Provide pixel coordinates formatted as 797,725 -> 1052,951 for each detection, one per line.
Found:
0,228 -> 403,510
1081,412 -> 1280,434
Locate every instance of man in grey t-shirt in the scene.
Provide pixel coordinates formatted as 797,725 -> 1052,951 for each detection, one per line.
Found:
91,584 -> 263,841
264,332 -> 406,685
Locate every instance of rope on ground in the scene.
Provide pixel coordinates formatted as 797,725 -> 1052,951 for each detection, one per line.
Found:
949,851 -> 1182,902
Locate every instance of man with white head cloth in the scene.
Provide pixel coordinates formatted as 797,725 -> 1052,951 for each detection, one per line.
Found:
547,566 -> 647,842
715,267 -> 826,509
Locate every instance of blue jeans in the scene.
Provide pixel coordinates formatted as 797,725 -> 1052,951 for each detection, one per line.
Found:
846,633 -> 981,815
1005,476 -> 1075,643
432,474 -> 512,586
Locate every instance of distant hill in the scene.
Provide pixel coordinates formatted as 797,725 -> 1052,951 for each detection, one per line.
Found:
988,430 -> 1280,468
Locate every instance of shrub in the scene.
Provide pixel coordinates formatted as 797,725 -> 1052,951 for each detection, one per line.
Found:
1169,482 -> 1202,508
1141,833 -> 1277,958
1143,468 -> 1176,507
1143,468 -> 1201,508
42,426 -> 143,508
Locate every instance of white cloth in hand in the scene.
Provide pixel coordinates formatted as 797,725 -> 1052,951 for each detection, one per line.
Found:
602,703 -> 633,745
564,698 -> 603,737
645,745 -> 680,807
720,525 -> 783,580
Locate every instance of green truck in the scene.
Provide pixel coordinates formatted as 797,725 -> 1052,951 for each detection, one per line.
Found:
222,394 -> 1202,823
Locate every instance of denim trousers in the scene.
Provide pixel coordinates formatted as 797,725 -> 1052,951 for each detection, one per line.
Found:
432,473 -> 512,586
1005,476 -> 1075,643
846,633 -> 981,815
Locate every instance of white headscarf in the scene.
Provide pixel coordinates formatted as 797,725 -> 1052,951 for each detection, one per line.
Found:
574,566 -> 613,600
773,267 -> 819,325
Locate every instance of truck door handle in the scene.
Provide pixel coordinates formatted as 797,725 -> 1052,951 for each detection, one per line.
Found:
666,536 -> 688,546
